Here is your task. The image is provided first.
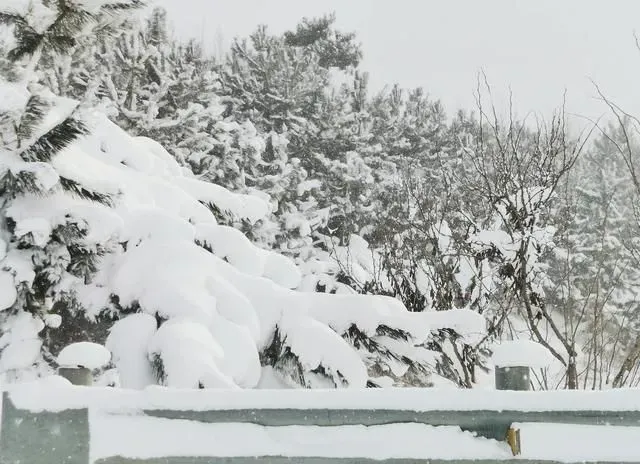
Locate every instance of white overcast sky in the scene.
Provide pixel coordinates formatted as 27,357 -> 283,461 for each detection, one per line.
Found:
153,0 -> 640,125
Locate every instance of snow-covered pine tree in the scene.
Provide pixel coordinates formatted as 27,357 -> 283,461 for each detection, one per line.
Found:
0,0 -> 140,380
218,18 -> 366,254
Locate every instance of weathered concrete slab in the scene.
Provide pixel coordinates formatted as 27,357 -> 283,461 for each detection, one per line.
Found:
0,392 -> 89,464
95,457 -> 628,464
144,407 -> 640,440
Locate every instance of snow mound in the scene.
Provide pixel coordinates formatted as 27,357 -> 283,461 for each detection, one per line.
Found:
0,271 -> 17,310
147,319 -> 237,389
492,339 -> 556,368
57,342 -> 111,369
0,313 -> 44,373
425,309 -> 486,343
173,176 -> 269,224
105,314 -> 157,389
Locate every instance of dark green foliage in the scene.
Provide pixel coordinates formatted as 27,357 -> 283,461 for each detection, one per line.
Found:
1,0 -> 144,66
0,11 -> 41,61
150,352 -> 167,384
202,201 -> 234,226
261,326 -> 348,388
283,14 -> 362,70
146,7 -> 168,46
42,300 -> 118,360
101,1 -> 146,12
0,170 -> 41,197
260,326 -> 306,386
20,117 -> 88,162
67,242 -> 105,282
59,177 -> 113,206
16,95 -> 50,145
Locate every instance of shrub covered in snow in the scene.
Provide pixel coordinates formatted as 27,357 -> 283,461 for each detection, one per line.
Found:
0,0 -> 490,390
0,78 -> 471,389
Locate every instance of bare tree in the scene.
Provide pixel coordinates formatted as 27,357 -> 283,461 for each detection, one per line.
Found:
457,75 -> 592,389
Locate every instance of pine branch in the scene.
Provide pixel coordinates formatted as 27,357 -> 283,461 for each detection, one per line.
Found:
150,352 -> 167,384
0,169 -> 42,197
59,176 -> 113,206
20,117 -> 88,163
48,2 -> 95,39
8,28 -> 43,62
46,35 -> 77,55
0,11 -> 26,26
52,221 -> 87,245
67,243 -> 103,280
16,95 -> 49,144
100,1 -> 146,13
377,324 -> 411,341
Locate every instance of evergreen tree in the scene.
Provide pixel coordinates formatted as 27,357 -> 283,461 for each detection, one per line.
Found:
0,0 -> 140,380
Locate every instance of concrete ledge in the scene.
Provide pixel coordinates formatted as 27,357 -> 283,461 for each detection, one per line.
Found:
95,457 -> 629,464
145,407 -> 640,440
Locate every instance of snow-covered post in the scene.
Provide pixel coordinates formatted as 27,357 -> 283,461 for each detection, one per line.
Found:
492,340 -> 552,391
58,366 -> 93,386
56,342 -> 111,386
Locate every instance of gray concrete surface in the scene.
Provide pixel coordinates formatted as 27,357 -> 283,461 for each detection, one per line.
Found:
144,407 -> 640,440
3,390 -> 640,463
0,392 -> 89,464
95,458 -> 629,464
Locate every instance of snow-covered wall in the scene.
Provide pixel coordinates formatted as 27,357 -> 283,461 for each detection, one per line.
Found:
3,381 -> 640,463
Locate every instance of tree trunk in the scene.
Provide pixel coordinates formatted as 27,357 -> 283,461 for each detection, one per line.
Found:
612,337 -> 640,387
567,355 -> 578,390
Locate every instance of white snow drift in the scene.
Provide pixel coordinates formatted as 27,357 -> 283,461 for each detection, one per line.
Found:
0,81 -> 486,388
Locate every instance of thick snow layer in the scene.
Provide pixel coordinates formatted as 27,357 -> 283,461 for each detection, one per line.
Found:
0,313 -> 44,371
309,293 -> 426,341
514,422 -> 640,462
109,238 -> 380,388
424,308 -> 486,344
57,342 -> 111,369
0,271 -> 17,310
105,314 -> 157,389
120,207 -> 195,245
147,319 -> 238,389
6,382 -> 640,413
1,92 -> 474,389
173,176 -> 269,224
43,313 -> 62,328
196,224 -> 266,276
492,339 -> 557,368
261,251 -> 302,289
90,413 -> 511,462
256,366 -> 292,389
195,223 -> 301,288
